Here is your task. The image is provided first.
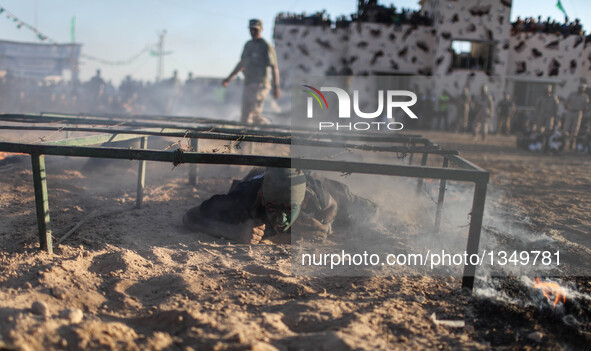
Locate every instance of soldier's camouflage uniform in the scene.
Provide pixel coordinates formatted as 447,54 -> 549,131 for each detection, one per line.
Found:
564,91 -> 589,142
472,92 -> 494,140
534,93 -> 559,131
240,38 -> 277,124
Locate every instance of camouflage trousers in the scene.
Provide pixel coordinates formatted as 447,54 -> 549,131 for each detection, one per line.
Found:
535,114 -> 555,132
455,106 -> 470,133
564,110 -> 583,149
473,111 -> 491,140
241,83 -> 271,125
496,114 -> 512,135
564,111 -> 583,136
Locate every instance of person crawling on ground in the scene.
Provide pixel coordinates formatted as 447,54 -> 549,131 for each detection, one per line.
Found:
183,167 -> 378,244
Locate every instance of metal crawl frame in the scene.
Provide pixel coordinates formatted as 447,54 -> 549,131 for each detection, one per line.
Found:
0,112 -> 489,291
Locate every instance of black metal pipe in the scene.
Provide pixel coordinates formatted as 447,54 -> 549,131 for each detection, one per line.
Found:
0,125 -> 458,155
0,142 -> 488,182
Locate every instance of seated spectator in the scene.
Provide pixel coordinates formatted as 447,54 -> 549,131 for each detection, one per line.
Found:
575,126 -> 591,153
517,122 -> 544,152
546,122 -> 566,154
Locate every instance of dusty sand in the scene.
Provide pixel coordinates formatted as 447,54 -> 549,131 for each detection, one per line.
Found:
0,130 -> 590,350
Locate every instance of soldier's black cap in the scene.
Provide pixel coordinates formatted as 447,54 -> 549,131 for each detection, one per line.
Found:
249,19 -> 262,28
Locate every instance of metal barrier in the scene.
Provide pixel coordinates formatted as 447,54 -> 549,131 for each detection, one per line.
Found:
0,112 -> 489,291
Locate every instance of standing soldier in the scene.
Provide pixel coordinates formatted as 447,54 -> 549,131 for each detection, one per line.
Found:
496,93 -> 516,135
418,89 -> 435,130
534,84 -> 559,133
164,70 -> 182,114
564,84 -> 589,150
436,90 -> 450,130
455,87 -> 472,133
88,69 -> 106,97
472,85 -> 494,141
88,69 -> 106,110
222,19 -> 281,125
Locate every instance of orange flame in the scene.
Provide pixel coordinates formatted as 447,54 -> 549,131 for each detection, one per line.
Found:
0,152 -> 11,161
534,277 -> 566,309
0,152 -> 23,161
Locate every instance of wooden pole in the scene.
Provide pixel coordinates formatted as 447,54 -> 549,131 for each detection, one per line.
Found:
55,209 -> 99,246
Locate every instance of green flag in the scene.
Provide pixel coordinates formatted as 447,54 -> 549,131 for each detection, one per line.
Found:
150,49 -> 173,56
70,16 -> 75,43
556,0 -> 567,20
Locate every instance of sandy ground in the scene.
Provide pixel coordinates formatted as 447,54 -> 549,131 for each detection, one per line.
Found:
0,130 -> 590,350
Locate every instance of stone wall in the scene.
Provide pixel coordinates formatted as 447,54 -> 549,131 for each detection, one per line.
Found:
425,0 -> 512,77
273,22 -> 435,85
273,25 -> 348,85
580,41 -> 591,82
348,23 -> 435,75
420,0 -> 512,112
508,33 -> 584,77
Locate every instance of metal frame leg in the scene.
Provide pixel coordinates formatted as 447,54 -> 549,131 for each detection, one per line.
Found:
462,180 -> 488,291
415,153 -> 429,194
408,140 -> 415,165
188,138 -> 198,186
136,137 -> 148,209
31,153 -> 52,253
434,157 -> 449,232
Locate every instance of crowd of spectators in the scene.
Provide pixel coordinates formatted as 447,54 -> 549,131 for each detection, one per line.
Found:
353,0 -> 432,26
0,69 -> 240,117
511,16 -> 583,36
275,11 -> 333,27
3,69 -> 590,154
407,85 -> 591,154
275,0 -> 432,28
275,3 -> 584,35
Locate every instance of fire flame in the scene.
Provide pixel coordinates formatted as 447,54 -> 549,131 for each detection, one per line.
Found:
534,277 -> 566,309
0,152 -> 12,161
0,152 -> 23,161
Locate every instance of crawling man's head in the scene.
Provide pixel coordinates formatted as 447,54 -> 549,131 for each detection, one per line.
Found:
261,168 -> 306,234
